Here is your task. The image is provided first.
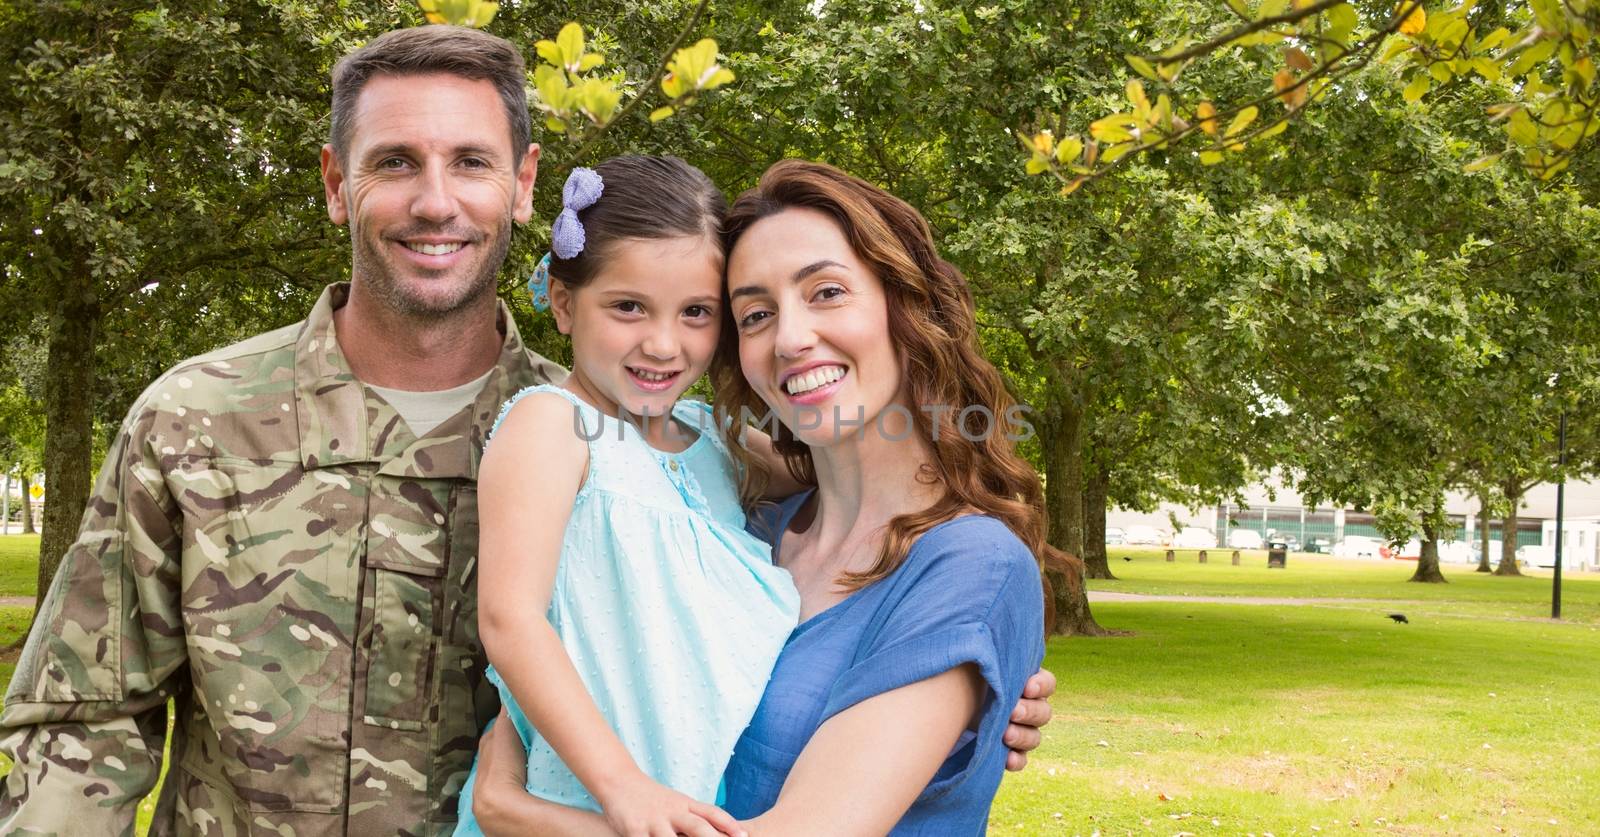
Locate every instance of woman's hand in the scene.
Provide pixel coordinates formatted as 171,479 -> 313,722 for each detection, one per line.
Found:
1004,667 -> 1056,771
596,773 -> 745,837
470,711 -> 615,837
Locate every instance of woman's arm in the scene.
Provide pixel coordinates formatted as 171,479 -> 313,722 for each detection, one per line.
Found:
479,395 -> 739,837
739,426 -> 810,498
742,664 -> 985,837
471,709 -> 616,837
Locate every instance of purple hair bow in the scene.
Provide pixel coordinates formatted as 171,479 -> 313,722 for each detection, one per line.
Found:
551,167 -> 604,259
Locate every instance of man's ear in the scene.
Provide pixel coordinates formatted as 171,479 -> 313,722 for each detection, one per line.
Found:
549,278 -> 575,335
321,144 -> 348,225
513,143 -> 541,224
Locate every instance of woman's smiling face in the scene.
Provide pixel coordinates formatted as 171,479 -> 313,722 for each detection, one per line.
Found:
727,207 -> 904,448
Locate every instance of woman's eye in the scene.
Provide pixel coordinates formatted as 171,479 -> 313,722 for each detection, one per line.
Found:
684,305 -> 713,319
615,301 -> 643,314
738,310 -> 771,329
814,285 -> 845,302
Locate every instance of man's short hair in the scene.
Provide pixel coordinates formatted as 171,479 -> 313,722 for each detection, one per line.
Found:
330,25 -> 531,166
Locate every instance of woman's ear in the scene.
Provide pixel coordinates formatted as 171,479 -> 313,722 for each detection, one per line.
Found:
550,281 -> 576,335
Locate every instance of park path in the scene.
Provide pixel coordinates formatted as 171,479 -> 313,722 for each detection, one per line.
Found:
0,597 -> 29,608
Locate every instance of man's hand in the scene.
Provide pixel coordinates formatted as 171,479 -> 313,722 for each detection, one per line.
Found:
1004,667 -> 1055,771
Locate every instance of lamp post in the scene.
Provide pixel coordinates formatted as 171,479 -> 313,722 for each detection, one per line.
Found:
1552,411 -> 1566,620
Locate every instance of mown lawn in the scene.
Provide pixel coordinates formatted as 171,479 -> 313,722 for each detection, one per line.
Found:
0,535 -> 39,600
992,601 -> 1600,835
1088,548 -> 1600,623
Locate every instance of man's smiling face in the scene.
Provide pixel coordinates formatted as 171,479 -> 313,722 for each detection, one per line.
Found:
321,72 -> 537,318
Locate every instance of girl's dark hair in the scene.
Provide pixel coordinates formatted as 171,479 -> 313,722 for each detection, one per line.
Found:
546,156 -> 726,287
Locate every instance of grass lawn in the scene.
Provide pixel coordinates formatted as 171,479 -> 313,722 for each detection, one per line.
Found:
1088,548 -> 1600,624
0,535 -> 40,599
992,600 -> 1600,835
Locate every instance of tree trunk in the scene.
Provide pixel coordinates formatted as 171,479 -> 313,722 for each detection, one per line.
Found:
38,283 -> 101,610
1494,481 -> 1524,577
1081,459 -> 1115,580
1476,492 -> 1493,573
1041,396 -> 1107,636
20,473 -> 35,534
1409,517 -> 1447,583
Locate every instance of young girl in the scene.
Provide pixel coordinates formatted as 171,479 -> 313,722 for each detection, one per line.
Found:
454,156 -> 800,837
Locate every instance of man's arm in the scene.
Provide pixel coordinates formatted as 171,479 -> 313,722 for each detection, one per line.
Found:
0,400 -> 187,835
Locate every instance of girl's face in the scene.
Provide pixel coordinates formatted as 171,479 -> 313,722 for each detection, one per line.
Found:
551,236 -> 723,421
726,207 -> 904,449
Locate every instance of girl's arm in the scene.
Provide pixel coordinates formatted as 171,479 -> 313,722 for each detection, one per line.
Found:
742,664 -> 986,836
478,394 -> 740,837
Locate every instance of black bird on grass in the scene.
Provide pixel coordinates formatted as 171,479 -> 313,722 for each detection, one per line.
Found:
1387,613 -> 1409,624
1122,556 -> 1132,562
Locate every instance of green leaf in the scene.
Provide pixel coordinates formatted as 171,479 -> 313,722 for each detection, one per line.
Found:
1404,74 -> 1432,102
1471,57 -> 1501,81
1324,3 -> 1358,45
1126,54 -> 1159,81
1463,153 -> 1501,172
1055,137 -> 1084,164
1478,27 -> 1511,51
1258,0 -> 1289,19
1224,0 -> 1249,16
534,39 -> 563,67
1225,106 -> 1258,138
557,22 -> 585,71
1428,62 -> 1453,83
649,105 -> 675,122
578,54 -> 606,72
1101,142 -> 1137,163
1508,39 -> 1557,77
1025,157 -> 1050,175
1507,108 -> 1538,145
544,117 -> 567,133
1257,119 -> 1289,139
1200,149 -> 1226,165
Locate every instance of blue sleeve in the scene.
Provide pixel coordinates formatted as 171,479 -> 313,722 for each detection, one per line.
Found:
819,517 -> 1045,797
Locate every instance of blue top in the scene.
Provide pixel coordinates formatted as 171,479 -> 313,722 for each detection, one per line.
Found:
723,491 -> 1045,835
454,386 -> 800,834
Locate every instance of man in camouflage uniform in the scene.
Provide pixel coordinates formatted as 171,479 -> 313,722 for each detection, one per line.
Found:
0,26 -> 562,835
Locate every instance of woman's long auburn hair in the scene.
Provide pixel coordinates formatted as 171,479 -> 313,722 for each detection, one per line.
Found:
713,159 -> 1069,593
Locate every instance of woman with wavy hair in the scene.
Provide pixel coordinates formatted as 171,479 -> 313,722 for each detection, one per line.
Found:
706,158 -> 1052,834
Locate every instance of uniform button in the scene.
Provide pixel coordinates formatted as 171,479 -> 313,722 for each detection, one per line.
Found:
668,460 -> 679,471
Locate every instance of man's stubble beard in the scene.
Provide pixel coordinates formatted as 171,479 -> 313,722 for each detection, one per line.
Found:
350,217 -> 512,320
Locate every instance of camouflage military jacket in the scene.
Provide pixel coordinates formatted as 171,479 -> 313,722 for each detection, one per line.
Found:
0,284 -> 563,836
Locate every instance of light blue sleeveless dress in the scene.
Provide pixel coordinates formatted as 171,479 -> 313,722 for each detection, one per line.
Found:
454,385 -> 800,833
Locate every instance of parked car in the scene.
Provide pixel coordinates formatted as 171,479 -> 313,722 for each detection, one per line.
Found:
1517,544 -> 1555,568
1304,537 -> 1333,554
1392,539 -> 1422,561
1332,536 -> 1385,558
1173,527 -> 1218,548
1469,540 -> 1505,563
1125,524 -> 1165,545
1438,542 -> 1475,564
1226,529 -> 1264,549
1105,527 -> 1127,546
1266,530 -> 1301,552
